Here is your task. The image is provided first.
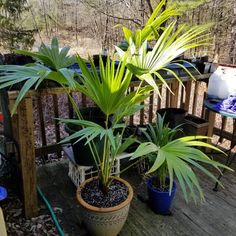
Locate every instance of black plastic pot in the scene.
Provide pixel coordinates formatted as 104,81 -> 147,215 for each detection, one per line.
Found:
156,108 -> 187,129
65,107 -> 105,166
194,56 -> 208,74
122,125 -> 147,153
1,53 -> 34,65
92,54 -> 108,67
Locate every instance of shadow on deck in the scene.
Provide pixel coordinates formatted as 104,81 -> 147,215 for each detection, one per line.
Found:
37,157 -> 236,236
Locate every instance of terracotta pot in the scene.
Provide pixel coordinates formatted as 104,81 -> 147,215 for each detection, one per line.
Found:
77,176 -> 133,236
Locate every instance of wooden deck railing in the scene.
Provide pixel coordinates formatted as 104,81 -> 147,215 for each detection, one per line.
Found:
8,73 -> 210,159
9,72 -> 232,218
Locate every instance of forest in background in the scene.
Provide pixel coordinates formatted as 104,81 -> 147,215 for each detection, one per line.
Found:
0,0 -> 235,63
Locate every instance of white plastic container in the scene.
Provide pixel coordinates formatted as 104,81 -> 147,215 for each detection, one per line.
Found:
208,65 -> 236,99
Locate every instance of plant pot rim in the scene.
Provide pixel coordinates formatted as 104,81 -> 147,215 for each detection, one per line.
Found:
147,176 -> 176,194
77,176 -> 133,213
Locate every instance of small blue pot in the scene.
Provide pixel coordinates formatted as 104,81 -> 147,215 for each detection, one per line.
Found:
0,186 -> 7,201
147,177 -> 176,215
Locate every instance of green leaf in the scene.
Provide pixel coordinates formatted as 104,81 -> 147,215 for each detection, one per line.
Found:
131,142 -> 158,160
123,26 -> 134,42
117,136 -> 137,154
12,77 -> 39,114
147,150 -> 165,174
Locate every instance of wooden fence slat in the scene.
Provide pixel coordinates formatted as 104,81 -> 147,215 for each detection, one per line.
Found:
184,81 -> 192,112
192,81 -> 200,115
37,96 -> 47,162
157,86 -> 162,110
17,96 -> 38,218
68,93 -> 74,119
201,92 -> 207,118
180,82 -> 186,108
81,93 -> 86,107
166,88 -> 170,108
170,80 -> 179,107
206,110 -> 216,152
37,96 -> 47,146
140,101 -> 145,125
52,95 -> 61,158
148,93 -> 154,123
52,95 -> 60,141
207,111 -> 216,137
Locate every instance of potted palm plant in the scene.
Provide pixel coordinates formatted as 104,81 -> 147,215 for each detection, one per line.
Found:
0,37 -> 77,115
0,0 -> 225,235
131,114 -> 231,215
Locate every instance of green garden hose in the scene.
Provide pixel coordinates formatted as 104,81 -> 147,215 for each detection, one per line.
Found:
37,186 -> 65,236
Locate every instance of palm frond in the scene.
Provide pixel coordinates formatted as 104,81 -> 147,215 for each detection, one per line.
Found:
15,37 -> 76,70
117,22 -> 210,94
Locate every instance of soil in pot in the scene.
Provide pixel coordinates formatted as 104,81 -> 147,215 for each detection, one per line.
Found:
81,178 -> 128,208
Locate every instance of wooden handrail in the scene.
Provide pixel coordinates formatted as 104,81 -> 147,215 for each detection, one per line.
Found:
8,73 -> 211,100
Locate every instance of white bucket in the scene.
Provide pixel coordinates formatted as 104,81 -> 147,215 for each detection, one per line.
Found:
208,65 -> 236,99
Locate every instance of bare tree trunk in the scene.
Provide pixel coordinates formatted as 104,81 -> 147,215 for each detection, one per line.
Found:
145,0 -> 153,14
211,0 -> 219,62
75,0 -> 79,43
230,2 -> 236,64
40,0 -> 49,37
104,0 -> 109,49
55,0 -> 58,33
27,0 -> 43,41
140,0 -> 145,25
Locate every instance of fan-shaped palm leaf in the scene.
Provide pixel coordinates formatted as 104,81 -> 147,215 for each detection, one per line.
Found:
0,64 -> 76,114
15,37 -> 76,70
116,22 -> 210,94
75,55 -> 152,120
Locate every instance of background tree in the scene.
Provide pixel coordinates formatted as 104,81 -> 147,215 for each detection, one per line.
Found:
0,0 -> 36,51
0,0 -> 235,63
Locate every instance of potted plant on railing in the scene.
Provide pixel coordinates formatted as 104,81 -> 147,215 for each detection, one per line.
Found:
0,0 -> 227,235
131,114 -> 232,215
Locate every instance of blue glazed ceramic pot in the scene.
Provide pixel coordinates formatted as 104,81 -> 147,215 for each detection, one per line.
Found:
147,176 -> 176,215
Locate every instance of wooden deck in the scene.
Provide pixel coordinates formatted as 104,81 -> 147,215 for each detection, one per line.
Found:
37,157 -> 236,236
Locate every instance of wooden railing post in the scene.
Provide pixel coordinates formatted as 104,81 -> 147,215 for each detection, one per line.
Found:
184,81 -> 192,112
17,96 -> 38,218
170,80 -> 179,107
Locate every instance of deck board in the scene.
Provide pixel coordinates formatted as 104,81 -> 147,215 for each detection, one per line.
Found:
37,158 -> 236,236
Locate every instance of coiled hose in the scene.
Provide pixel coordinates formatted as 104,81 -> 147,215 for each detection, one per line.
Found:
37,186 -> 65,236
